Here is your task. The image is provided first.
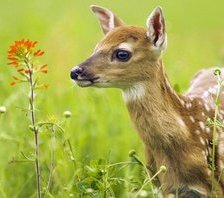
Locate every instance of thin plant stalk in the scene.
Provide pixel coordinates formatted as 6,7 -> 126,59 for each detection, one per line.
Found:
129,151 -> 166,198
211,69 -> 223,197
135,166 -> 166,198
44,125 -> 56,197
27,61 -> 41,198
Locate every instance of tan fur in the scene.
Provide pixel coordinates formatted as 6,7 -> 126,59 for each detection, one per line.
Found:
71,6 -> 224,197
125,63 -> 224,197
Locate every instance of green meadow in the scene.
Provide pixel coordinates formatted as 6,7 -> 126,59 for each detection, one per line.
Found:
0,0 -> 224,197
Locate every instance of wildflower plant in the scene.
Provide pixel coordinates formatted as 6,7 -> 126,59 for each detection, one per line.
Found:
8,39 -> 48,198
206,68 -> 223,197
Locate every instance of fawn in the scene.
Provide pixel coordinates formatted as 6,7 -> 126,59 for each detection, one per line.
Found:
70,5 -> 224,197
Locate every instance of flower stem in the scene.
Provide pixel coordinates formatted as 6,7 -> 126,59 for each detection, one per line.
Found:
211,70 -> 223,197
28,68 -> 41,198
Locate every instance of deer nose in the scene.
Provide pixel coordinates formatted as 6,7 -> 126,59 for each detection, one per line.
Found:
70,66 -> 83,80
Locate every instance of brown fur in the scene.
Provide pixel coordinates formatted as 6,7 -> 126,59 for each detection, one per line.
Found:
71,6 -> 224,197
125,63 -> 224,196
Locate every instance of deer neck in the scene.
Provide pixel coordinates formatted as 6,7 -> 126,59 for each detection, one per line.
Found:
122,60 -> 189,150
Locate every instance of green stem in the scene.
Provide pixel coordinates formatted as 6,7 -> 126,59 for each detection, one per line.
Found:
108,161 -> 138,168
28,63 -> 41,198
131,153 -> 157,198
135,168 -> 164,198
211,72 -> 222,197
44,126 -> 55,197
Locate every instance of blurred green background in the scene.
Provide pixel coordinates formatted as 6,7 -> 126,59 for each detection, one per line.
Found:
0,0 -> 224,197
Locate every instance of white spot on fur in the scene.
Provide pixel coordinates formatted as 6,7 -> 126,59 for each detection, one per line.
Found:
207,169 -> 211,176
205,128 -> 210,134
123,84 -> 145,102
199,121 -> 205,130
207,147 -> 212,157
176,117 -> 186,127
186,103 -> 192,109
195,130 -> 200,135
189,116 -> 195,122
202,91 -> 209,98
204,104 -> 210,112
218,133 -> 224,156
220,110 -> 224,115
180,99 -> 185,106
202,151 -> 207,162
220,110 -> 224,119
220,161 -> 224,169
201,112 -> 205,117
208,86 -> 217,95
199,137 -> 205,145
118,42 -> 133,52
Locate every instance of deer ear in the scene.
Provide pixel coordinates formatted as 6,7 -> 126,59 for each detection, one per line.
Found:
146,7 -> 167,50
90,5 -> 124,34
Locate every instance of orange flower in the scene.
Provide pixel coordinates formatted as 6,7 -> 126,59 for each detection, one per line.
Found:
8,39 -> 38,62
10,82 -> 17,86
8,39 -> 48,86
12,76 -> 19,80
36,83 -> 50,90
8,61 -> 19,67
34,49 -> 45,57
39,64 -> 48,73
24,69 -> 32,74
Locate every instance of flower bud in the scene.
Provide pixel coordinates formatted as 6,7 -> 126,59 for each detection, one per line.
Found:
63,111 -> 72,118
86,188 -> 94,193
214,68 -> 221,76
160,165 -> 167,173
29,125 -> 34,131
63,187 -> 68,191
0,106 -> 7,114
129,149 -> 136,157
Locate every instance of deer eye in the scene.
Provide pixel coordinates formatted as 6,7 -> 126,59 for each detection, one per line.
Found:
113,50 -> 131,62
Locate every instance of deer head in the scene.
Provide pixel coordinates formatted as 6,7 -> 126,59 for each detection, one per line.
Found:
70,5 -> 167,89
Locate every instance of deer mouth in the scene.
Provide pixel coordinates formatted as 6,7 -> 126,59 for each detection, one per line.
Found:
74,77 -> 100,87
